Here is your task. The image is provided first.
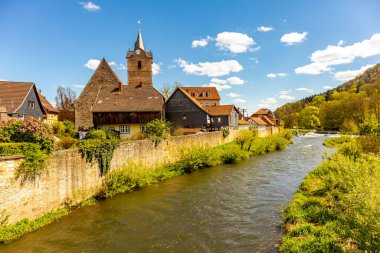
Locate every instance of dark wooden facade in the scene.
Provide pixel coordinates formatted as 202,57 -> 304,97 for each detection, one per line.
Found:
165,89 -> 209,129
93,111 -> 161,126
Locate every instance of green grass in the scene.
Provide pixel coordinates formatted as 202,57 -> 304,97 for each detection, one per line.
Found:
281,138 -> 380,252
322,135 -> 352,148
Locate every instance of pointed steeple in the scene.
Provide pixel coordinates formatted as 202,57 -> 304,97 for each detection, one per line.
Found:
134,31 -> 145,51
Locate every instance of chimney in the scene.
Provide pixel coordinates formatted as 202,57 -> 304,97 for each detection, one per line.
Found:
118,82 -> 122,91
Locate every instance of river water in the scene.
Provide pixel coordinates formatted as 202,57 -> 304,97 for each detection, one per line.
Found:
0,136 -> 328,253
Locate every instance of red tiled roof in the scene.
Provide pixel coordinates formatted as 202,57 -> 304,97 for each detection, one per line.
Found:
38,93 -> 58,113
250,117 -> 267,126
205,105 -> 235,116
261,115 -> 275,126
181,87 -> 220,100
0,81 -> 34,113
239,119 -> 249,125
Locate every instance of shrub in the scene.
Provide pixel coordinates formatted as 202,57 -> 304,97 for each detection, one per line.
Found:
57,137 -> 77,150
52,121 -> 66,135
145,119 -> 171,145
234,129 -> 256,150
105,130 -> 120,139
0,143 -> 25,156
17,143 -> 49,182
86,129 -> 107,140
0,118 -> 54,152
323,136 -> 351,148
77,139 -> 120,174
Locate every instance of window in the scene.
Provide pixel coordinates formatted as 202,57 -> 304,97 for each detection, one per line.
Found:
138,61 -> 142,69
120,125 -> 130,134
140,125 -> 146,132
211,118 -> 214,123
182,113 -> 187,120
28,101 -> 35,109
217,117 -> 221,123
206,91 -> 211,97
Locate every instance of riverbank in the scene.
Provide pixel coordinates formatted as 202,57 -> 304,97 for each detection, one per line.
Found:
281,135 -> 380,252
0,130 -> 292,244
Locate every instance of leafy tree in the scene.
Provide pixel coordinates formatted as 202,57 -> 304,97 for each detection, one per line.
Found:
145,119 -> 172,145
310,95 -> 325,107
298,106 -> 320,129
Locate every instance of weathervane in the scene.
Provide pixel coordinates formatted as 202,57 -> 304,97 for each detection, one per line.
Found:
137,20 -> 141,31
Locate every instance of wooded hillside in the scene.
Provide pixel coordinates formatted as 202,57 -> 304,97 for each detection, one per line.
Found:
275,64 -> 380,131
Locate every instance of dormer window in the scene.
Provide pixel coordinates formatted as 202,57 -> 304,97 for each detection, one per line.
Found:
206,91 -> 211,97
138,61 -> 142,69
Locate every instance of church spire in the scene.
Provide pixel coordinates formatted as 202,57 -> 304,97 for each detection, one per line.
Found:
134,20 -> 145,51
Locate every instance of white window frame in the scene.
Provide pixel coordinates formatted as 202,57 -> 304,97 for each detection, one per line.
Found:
217,117 -> 221,123
120,125 -> 130,134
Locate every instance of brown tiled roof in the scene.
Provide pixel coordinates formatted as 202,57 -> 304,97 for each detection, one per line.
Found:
239,119 -> 249,125
252,108 -> 274,116
205,105 -> 235,116
38,93 -> 58,114
250,117 -> 267,126
91,84 -> 164,112
181,87 -> 220,100
177,87 -> 209,114
261,115 -> 275,126
0,81 -> 34,113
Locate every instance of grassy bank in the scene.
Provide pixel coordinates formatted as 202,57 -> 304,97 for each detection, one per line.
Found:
281,136 -> 380,252
0,130 -> 292,244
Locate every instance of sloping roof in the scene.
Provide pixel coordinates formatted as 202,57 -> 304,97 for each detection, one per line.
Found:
205,105 -> 235,116
261,115 -> 275,126
0,81 -> 34,113
181,87 -> 220,100
176,87 -> 209,114
239,119 -> 249,125
252,108 -> 274,116
91,84 -> 164,112
250,117 -> 267,126
135,31 -> 145,51
38,93 -> 58,114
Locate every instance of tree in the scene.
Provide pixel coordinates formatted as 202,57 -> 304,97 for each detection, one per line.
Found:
160,83 -> 175,100
145,119 -> 172,145
55,85 -> 76,122
298,106 -> 320,129
310,95 -> 325,107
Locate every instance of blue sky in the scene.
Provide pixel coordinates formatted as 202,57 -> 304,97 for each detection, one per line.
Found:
1,0 -> 380,115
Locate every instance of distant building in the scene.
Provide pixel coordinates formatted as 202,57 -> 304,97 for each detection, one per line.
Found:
250,108 -> 280,126
38,92 -> 59,125
0,81 -> 46,121
165,86 -> 240,131
74,30 -> 165,138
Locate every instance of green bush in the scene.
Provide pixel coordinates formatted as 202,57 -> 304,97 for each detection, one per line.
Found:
323,136 -> 351,148
145,119 -> 171,145
0,143 -> 25,156
17,143 -> 49,182
105,130 -> 120,139
57,137 -> 77,150
77,139 -> 120,174
86,129 -> 107,140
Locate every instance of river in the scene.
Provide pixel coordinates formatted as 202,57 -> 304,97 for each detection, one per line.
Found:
0,136 -> 329,253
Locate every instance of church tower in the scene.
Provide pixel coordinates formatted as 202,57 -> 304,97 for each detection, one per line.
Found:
126,28 -> 153,86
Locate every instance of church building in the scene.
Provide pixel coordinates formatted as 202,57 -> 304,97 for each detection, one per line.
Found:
74,29 -> 165,138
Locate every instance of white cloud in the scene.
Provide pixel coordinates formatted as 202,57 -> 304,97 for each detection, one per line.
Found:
72,84 -> 85,89
215,32 -> 256,53
176,58 -> 243,77
226,76 -> 245,85
266,72 -> 288,78
80,1 -> 100,12
337,40 -> 344,46
192,36 -> 212,48
234,98 -> 246,103
295,87 -> 314,93
152,63 -> 161,75
258,97 -> 278,109
278,94 -> 295,100
227,92 -> 242,98
251,46 -> 261,52
323,85 -> 334,90
119,63 -> 127,70
108,61 -> 117,67
202,83 -> 232,91
334,64 -> 375,81
279,90 -> 292,95
295,33 -> 380,75
281,32 -> 308,45
257,26 -> 273,32
83,59 -> 101,70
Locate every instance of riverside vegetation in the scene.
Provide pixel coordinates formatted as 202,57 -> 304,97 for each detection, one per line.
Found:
0,128 -> 292,244
281,133 -> 380,252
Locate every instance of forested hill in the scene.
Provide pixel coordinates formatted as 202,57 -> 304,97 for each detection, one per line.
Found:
275,64 -> 380,130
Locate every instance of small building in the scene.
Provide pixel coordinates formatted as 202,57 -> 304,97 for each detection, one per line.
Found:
250,108 -> 280,126
247,116 -> 268,130
38,92 -> 59,125
238,119 -> 250,129
0,81 -> 46,121
165,86 -> 240,130
74,30 -> 165,138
